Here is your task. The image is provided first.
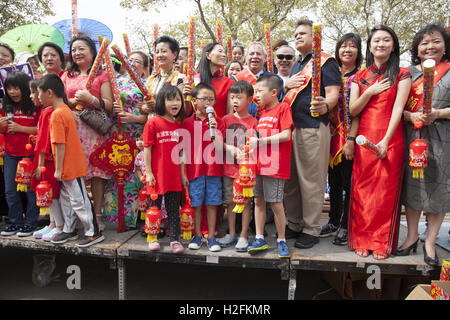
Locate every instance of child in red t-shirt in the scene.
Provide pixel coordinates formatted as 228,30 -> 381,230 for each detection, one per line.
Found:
248,75 -> 294,259
0,71 -> 40,237
182,83 -> 225,252
217,81 -> 257,251
143,85 -> 188,253
29,78 -> 64,241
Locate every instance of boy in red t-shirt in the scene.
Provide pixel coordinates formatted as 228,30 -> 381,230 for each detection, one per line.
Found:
217,81 -> 257,251
38,74 -> 104,248
182,83 -> 224,252
248,74 -> 294,258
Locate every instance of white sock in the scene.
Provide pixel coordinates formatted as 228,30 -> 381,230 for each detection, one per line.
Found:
277,238 -> 286,243
256,234 -> 264,240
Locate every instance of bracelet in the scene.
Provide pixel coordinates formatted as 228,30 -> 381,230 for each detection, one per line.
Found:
347,135 -> 356,141
90,95 -> 96,106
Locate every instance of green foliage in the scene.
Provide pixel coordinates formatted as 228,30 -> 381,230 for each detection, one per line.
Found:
0,0 -> 54,36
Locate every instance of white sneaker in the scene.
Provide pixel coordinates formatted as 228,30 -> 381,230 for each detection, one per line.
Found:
235,237 -> 249,252
33,226 -> 53,239
42,228 -> 63,242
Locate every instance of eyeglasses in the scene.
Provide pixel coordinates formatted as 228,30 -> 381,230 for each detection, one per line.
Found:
276,54 -> 294,60
196,97 -> 216,103
129,59 -> 144,65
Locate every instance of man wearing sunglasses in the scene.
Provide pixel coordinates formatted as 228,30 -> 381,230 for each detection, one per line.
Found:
274,45 -> 296,86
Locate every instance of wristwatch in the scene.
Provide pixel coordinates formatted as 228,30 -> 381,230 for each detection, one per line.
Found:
347,135 -> 356,142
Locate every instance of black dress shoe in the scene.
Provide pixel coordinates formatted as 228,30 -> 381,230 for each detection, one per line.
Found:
294,232 -> 319,249
395,238 -> 419,256
285,227 -> 301,239
423,243 -> 439,267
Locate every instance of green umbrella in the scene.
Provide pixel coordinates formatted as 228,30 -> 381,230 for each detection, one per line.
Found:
0,24 -> 65,55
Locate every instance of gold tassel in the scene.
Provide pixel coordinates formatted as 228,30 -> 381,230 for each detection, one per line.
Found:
242,188 -> 254,198
17,184 -> 27,192
147,234 -> 157,243
40,207 -> 50,215
233,204 -> 245,213
182,232 -> 192,240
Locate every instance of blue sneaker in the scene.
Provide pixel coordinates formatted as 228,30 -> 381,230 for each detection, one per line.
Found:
277,241 -> 291,258
1,224 -> 21,236
188,235 -> 203,250
207,237 -> 222,252
247,238 -> 269,254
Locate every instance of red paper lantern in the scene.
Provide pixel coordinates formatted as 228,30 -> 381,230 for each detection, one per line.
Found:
138,187 -> 150,219
409,138 -> 428,179
180,188 -> 194,240
35,167 -> 53,215
15,143 -> 33,192
145,194 -> 161,243
239,144 -> 256,197
0,134 -> 5,166
233,178 -> 248,213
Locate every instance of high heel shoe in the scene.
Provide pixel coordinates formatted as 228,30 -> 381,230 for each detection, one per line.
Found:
423,243 -> 439,267
395,238 -> 419,256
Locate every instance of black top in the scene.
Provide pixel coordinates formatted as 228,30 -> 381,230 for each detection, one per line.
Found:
289,53 -> 342,128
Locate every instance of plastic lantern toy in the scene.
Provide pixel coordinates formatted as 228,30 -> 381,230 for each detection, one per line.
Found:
409,121 -> 428,179
15,143 -> 33,192
138,187 -> 150,220
180,188 -> 194,240
35,167 -> 53,215
239,142 -> 256,198
233,178 -> 248,213
0,134 -> 5,166
145,193 -> 162,243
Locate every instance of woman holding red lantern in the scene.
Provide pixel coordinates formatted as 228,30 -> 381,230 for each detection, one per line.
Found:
348,25 -> 411,260
0,71 -> 40,237
399,24 -> 450,267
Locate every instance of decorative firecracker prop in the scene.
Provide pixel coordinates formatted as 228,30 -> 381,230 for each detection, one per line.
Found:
15,142 -> 33,192
233,178 -> 248,213
35,167 -> 53,215
0,134 -> 5,166
409,121 -> 428,179
239,141 -> 256,198
180,188 -> 194,240
145,193 -> 161,243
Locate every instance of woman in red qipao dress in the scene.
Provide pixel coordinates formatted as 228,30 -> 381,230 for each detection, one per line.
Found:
348,25 -> 411,260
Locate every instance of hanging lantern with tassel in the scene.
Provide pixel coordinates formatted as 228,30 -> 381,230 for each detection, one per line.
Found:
233,178 -> 248,213
15,143 -> 33,192
0,134 -> 5,167
409,122 -> 428,179
35,167 -> 53,215
180,188 -> 194,240
239,140 -> 256,198
145,193 -> 161,244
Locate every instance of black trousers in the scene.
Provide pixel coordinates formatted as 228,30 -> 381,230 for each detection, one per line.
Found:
328,159 -> 353,229
154,192 -> 180,242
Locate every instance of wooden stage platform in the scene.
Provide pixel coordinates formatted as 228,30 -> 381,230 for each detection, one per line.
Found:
0,215 -> 448,300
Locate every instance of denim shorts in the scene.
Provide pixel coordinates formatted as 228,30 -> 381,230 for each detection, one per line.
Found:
189,176 -> 223,207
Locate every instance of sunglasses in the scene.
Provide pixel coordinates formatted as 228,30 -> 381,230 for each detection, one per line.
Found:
276,54 -> 294,60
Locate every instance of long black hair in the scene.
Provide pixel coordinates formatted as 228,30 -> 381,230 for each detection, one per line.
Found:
2,71 -> 35,116
66,35 -> 98,78
366,25 -> 400,84
154,84 -> 185,119
199,42 -> 221,85
335,33 -> 363,69
410,23 -> 450,66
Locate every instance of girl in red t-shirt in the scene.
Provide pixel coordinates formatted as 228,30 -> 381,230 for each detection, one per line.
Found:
0,71 -> 40,237
143,85 -> 188,253
29,78 -> 64,241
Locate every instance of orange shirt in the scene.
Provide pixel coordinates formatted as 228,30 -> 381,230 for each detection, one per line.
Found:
50,103 -> 87,180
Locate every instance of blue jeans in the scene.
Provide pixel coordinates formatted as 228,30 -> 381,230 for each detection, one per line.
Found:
4,154 -> 39,227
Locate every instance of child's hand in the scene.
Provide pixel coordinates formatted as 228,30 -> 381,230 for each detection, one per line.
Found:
0,117 -> 8,130
181,174 -> 189,189
7,121 -> 21,133
34,167 -> 42,181
248,137 -> 258,151
208,117 -> 217,129
54,169 -> 62,181
146,172 -> 156,187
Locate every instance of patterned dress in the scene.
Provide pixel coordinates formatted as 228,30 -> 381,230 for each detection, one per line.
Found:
103,75 -> 144,228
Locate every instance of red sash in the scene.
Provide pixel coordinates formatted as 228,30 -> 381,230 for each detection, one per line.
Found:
283,53 -> 332,107
406,61 -> 450,112
234,66 -> 258,85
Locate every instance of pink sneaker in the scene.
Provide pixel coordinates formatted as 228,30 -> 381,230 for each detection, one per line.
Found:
148,240 -> 160,251
170,241 -> 184,254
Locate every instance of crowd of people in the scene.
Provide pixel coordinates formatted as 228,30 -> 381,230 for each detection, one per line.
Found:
0,19 -> 448,267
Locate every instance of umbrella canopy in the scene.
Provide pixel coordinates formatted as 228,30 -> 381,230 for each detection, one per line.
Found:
0,24 -> 65,55
52,18 -> 113,54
